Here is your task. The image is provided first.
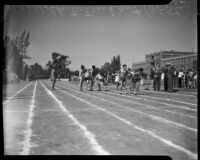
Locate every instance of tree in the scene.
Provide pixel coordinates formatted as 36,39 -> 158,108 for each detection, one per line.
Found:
101,62 -> 112,74
4,31 -> 31,80
51,52 -> 71,75
45,60 -> 52,75
5,36 -> 23,77
23,64 -> 29,79
111,54 -> 121,73
15,30 -> 31,60
74,70 -> 79,77
29,63 -> 43,79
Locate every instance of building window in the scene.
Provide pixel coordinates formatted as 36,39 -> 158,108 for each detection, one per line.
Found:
183,58 -> 186,63
177,59 -> 180,64
186,58 -> 189,63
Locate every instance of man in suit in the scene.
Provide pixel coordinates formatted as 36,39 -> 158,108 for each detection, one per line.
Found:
153,63 -> 162,91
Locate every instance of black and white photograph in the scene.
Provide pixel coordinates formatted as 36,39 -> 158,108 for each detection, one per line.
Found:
3,1 -> 197,159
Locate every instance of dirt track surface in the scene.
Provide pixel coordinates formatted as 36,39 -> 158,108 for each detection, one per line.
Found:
3,80 -> 197,159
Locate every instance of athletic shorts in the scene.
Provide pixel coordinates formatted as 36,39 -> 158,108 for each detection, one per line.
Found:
121,77 -> 126,83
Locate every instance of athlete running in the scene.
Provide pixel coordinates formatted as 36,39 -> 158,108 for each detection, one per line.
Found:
51,57 -> 60,89
119,64 -> 129,94
79,64 -> 85,91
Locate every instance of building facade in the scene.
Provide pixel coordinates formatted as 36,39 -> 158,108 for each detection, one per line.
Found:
132,51 -> 197,74
132,61 -> 148,73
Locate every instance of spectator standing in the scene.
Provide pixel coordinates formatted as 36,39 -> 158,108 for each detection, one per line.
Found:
153,63 -> 161,91
150,68 -> 154,79
166,64 -> 173,92
194,73 -> 197,88
160,71 -> 165,91
184,71 -> 189,88
178,69 -> 184,88
164,65 -> 168,91
172,69 -> 178,88
188,70 -> 194,88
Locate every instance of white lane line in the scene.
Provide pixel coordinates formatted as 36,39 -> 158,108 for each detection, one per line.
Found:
100,91 -> 197,119
40,81 -> 110,155
108,89 -> 197,112
44,81 -> 197,160
139,89 -> 197,97
60,83 -> 196,119
3,83 -> 32,105
62,82 -> 197,111
56,83 -> 197,133
137,94 -> 197,106
5,110 -> 29,113
137,94 -> 196,103
134,93 -> 196,102
5,109 -> 61,113
19,81 -> 37,155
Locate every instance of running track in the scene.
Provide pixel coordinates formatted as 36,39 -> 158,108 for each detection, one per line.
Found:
3,80 -> 197,160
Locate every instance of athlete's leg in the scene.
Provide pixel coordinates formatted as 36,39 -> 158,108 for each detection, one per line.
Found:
52,72 -> 58,89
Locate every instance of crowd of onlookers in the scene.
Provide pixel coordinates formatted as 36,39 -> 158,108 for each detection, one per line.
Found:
151,63 -> 197,92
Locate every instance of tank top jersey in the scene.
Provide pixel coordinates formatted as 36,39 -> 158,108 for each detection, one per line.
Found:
120,69 -> 128,78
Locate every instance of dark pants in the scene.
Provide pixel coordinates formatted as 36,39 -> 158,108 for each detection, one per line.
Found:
178,78 -> 182,88
173,77 -> 178,88
79,78 -> 84,91
90,77 -> 95,91
132,81 -> 140,92
167,76 -> 173,92
52,71 -> 58,89
185,78 -> 188,88
164,77 -> 168,91
153,77 -> 161,91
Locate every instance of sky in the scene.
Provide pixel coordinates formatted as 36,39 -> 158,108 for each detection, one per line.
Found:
4,1 -> 197,71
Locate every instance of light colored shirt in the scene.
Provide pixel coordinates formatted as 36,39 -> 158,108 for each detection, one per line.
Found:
79,69 -> 84,79
161,73 -> 165,80
115,74 -> 120,83
178,72 -> 184,78
96,74 -> 103,80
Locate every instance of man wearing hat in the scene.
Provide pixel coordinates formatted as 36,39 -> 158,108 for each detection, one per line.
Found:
165,63 -> 173,92
153,63 -> 161,91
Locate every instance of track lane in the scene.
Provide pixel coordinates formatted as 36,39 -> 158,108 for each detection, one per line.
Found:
40,81 -> 110,155
3,82 -> 32,105
103,82 -> 197,101
60,81 -> 197,118
54,82 -> 197,152
66,81 -> 197,111
3,82 -> 35,155
44,80 -> 197,160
